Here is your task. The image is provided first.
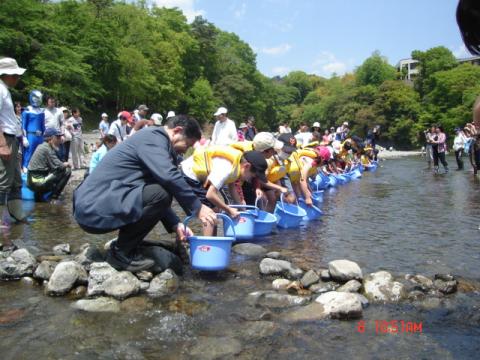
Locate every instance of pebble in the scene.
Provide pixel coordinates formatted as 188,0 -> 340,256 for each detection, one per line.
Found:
265,251 -> 282,260
72,297 -> 121,313
136,271 -> 153,282
300,270 -> 320,288
147,269 -> 179,297
336,279 -> 362,293
87,262 -> 118,296
53,244 -> 71,256
46,261 -> 88,296
232,243 -> 267,257
248,290 -> 310,308
309,281 -> 339,294
272,278 -> 291,290
259,258 -> 303,279
0,249 -> 37,279
103,271 -> 141,300
33,260 -> 56,281
315,291 -> 363,319
328,259 -> 363,282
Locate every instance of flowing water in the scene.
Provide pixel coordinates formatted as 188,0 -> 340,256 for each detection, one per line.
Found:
1,156 -> 480,359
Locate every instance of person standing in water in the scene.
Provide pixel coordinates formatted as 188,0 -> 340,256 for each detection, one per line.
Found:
431,125 -> 448,174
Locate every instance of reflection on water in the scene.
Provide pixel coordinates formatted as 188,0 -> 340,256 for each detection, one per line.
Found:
1,156 -> 480,359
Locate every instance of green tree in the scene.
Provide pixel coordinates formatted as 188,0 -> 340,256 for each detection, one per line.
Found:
355,51 -> 397,87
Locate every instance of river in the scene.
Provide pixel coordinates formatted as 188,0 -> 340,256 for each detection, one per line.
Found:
1,156 -> 480,359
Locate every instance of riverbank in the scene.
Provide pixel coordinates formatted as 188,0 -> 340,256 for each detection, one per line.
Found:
378,149 -> 423,159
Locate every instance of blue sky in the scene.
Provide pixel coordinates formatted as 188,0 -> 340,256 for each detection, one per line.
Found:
154,0 -> 467,78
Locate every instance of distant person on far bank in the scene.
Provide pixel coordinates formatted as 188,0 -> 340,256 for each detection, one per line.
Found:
134,104 -> 149,123
278,122 -> 292,134
294,123 -> 312,147
27,128 -> 71,203
108,111 -> 130,143
99,113 -> 109,139
65,108 -> 84,170
245,116 -> 257,141
210,107 -> 237,145
335,122 -> 349,141
237,122 -> 248,141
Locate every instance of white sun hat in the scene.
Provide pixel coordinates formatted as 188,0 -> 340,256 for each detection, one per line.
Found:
214,107 -> 228,116
0,57 -> 26,76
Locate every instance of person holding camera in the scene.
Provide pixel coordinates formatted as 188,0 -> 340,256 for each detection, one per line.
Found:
424,126 -> 436,168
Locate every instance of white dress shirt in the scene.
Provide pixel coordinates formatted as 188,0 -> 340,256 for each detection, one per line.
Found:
211,118 -> 238,145
0,79 -> 22,136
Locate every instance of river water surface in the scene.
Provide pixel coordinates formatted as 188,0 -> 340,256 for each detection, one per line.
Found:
1,156 -> 480,359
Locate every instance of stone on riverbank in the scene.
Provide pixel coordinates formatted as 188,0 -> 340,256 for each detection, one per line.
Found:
103,271 -> 141,300
147,269 -> 179,297
259,258 -> 303,279
87,262 -> 118,296
315,291 -> 363,319
433,279 -> 457,294
74,245 -> 104,271
33,260 -> 56,281
309,281 -> 339,294
300,270 -> 320,288
248,290 -> 310,308
232,243 -> 267,257
405,274 -> 434,291
0,249 -> 37,279
265,251 -> 282,260
320,269 -> 331,281
53,244 -> 71,256
336,280 -> 362,293
72,297 -> 120,313
189,336 -> 242,359
328,260 -> 362,282
46,261 -> 88,296
363,271 -> 405,302
136,271 -> 153,282
272,278 -> 291,290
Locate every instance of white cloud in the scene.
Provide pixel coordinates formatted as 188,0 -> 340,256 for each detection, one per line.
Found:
234,2 -> 247,19
271,66 -> 290,76
153,0 -> 205,23
311,51 -> 351,77
452,44 -> 470,59
262,43 -> 292,55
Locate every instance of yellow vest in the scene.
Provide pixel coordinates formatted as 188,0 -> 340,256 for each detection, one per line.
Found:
287,149 -> 318,182
302,141 -> 319,149
192,146 -> 243,185
266,156 -> 288,183
230,141 -> 254,152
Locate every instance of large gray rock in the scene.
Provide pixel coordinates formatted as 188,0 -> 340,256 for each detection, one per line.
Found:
53,244 -> 71,255
248,290 -> 310,308
310,281 -> 339,294
0,249 -> 37,279
189,337 -> 242,359
232,243 -> 267,257
272,278 -> 291,290
74,245 -> 104,271
147,269 -> 179,297
259,258 -> 303,279
300,270 -> 320,288
405,274 -> 433,291
283,303 -> 327,322
87,262 -> 118,296
433,279 -> 457,294
363,271 -> 405,302
315,291 -> 362,319
328,259 -> 362,282
103,271 -> 141,300
72,297 -> 120,313
320,269 -> 331,281
33,260 -> 56,281
336,280 -> 362,293
46,261 -> 88,296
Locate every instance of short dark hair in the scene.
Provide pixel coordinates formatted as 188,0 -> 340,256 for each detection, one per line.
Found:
165,115 -> 202,141
72,108 -> 80,115
102,134 -> 117,145
457,0 -> 480,55
46,96 -> 55,102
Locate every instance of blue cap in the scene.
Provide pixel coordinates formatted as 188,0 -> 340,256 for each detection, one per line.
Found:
43,128 -> 62,138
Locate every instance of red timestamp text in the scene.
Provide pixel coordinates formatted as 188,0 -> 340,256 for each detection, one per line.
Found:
356,320 -> 423,334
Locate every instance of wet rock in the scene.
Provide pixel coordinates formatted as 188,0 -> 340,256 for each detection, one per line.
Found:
363,271 -> 406,302
136,271 -> 153,282
259,258 -> 303,279
139,245 -> 183,275
87,262 -> 118,296
189,336 -> 242,359
408,290 -> 426,301
33,260 -> 56,281
147,269 -> 179,297
418,297 -> 443,310
103,271 -> 141,300
72,297 -> 120,313
0,249 -> 37,279
68,286 -> 87,300
53,244 -> 71,256
328,259 -> 363,282
239,321 -> 276,340
457,277 -> 480,293
272,278 -> 291,290
232,243 -> 267,257
265,251 -> 282,260
20,277 -> 35,285
140,281 -> 150,292
283,302 -> 327,322
46,261 -> 87,296
309,281 -> 339,294
336,279 -> 362,293
74,245 -> 104,271
300,270 -> 320,288
405,274 -> 433,291
120,297 -> 154,312
36,255 -> 69,262
320,269 -> 331,281
433,279 -> 457,294
248,290 -> 310,308
104,238 -> 116,251
435,274 -> 455,282
286,281 -> 311,296
315,291 -> 362,319
354,293 -> 369,308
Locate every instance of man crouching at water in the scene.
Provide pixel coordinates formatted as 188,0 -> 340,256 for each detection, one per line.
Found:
73,115 -> 217,272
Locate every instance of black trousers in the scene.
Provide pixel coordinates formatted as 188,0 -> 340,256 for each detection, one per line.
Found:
27,167 -> 72,200
80,183 -> 173,255
432,146 -> 448,168
454,149 -> 464,169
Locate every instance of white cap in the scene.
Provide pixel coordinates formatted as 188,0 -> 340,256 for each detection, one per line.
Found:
150,113 -> 163,126
253,132 -> 284,152
313,122 -> 320,128
214,107 -> 228,116
167,111 -> 175,118
0,57 -> 26,76
343,121 -> 349,126
101,113 -> 108,118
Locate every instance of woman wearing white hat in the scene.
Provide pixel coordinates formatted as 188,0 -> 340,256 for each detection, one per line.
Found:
0,57 -> 28,250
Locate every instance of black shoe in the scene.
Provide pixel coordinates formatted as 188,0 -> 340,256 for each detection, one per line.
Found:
106,246 -> 154,272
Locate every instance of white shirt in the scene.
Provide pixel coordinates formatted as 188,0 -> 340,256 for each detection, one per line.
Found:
0,79 -> 22,136
44,107 -> 63,130
181,156 -> 233,190
108,119 -> 127,142
295,132 -> 313,146
453,133 -> 467,151
211,118 -> 237,145
279,125 -> 292,134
